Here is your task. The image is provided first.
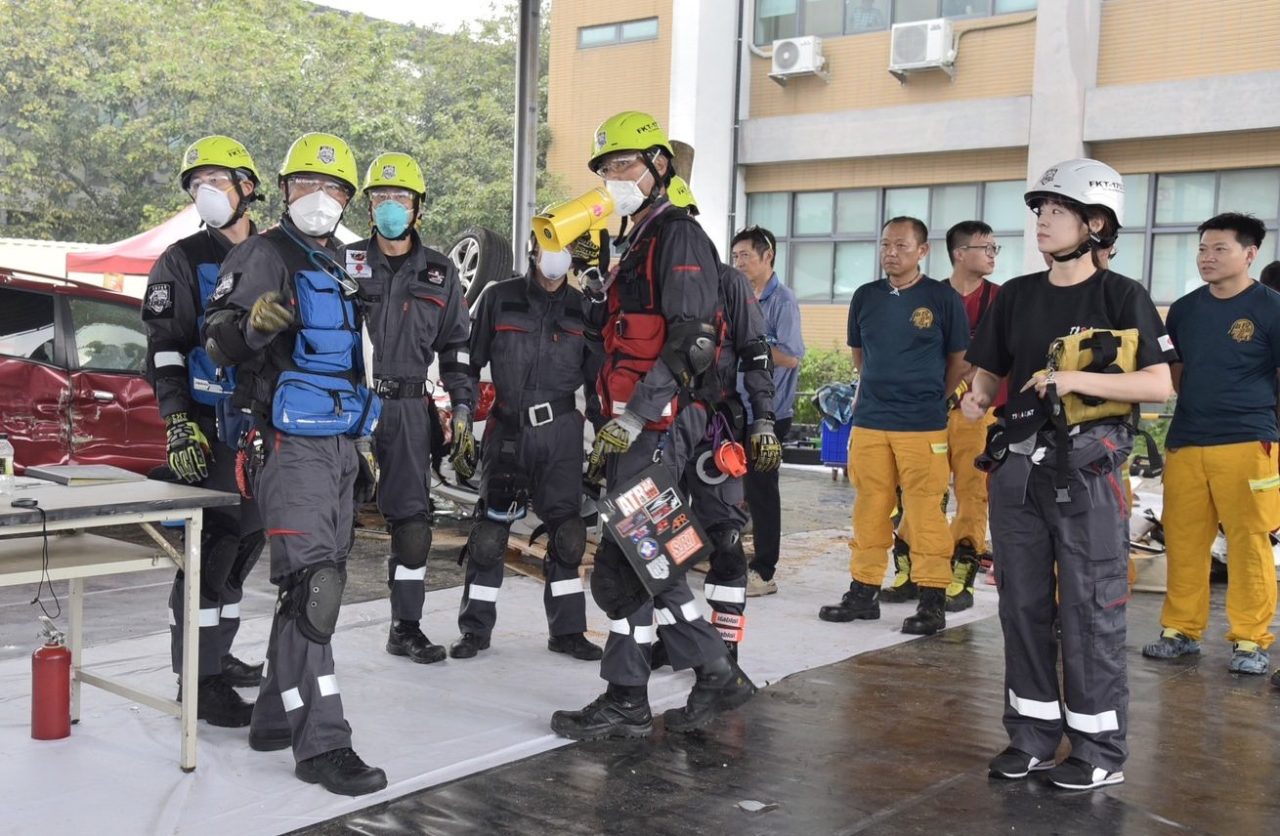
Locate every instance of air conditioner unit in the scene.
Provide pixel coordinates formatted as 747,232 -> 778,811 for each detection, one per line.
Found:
889,18 -> 956,82
769,36 -> 830,86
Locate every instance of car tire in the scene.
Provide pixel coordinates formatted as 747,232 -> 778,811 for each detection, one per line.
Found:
447,227 -> 514,305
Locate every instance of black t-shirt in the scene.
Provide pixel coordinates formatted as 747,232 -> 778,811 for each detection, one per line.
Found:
966,269 -> 1175,394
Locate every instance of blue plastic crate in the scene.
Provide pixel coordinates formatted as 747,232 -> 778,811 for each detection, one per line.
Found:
820,421 -> 852,468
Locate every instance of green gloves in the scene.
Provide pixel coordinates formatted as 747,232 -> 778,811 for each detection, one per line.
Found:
450,405 -> 477,481
249,291 -> 294,335
586,411 -> 645,483
749,418 -> 782,473
166,411 -> 211,484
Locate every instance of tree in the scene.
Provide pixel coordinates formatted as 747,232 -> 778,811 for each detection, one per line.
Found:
0,0 -> 559,247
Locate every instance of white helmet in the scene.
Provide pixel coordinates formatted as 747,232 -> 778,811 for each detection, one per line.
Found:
1024,158 -> 1125,230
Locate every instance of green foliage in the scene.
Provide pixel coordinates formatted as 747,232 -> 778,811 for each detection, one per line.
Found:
0,0 -> 561,246
793,346 -> 855,425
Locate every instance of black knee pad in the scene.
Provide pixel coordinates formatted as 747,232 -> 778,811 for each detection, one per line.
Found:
707,525 -> 746,580
465,519 -> 510,569
282,561 -> 346,645
198,532 -> 240,601
589,540 -> 649,620
391,517 -> 432,570
549,516 -> 587,569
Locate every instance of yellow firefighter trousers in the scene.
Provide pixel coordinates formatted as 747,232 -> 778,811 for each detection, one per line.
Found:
849,427 -> 952,589
900,408 -> 995,552
1161,441 -> 1280,648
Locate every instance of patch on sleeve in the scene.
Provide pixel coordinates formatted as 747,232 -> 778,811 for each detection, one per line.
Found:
210,272 -> 237,302
1158,334 -> 1174,352
142,281 -> 174,319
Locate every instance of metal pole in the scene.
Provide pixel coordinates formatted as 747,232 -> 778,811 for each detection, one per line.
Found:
512,0 -> 540,264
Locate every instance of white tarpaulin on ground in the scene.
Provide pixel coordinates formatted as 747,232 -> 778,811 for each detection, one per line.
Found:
0,529 -> 998,835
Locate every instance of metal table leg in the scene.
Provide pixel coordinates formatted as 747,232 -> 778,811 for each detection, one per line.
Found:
180,510 -> 202,772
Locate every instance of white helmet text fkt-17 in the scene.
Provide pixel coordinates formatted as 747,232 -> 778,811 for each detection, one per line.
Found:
1024,158 -> 1125,229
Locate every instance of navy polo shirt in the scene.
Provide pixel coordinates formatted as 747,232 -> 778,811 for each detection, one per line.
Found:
1166,282 -> 1280,448
847,276 -> 968,432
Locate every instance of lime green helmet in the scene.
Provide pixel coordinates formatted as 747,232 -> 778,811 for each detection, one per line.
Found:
363,152 -> 426,196
667,176 -> 699,215
588,111 -> 674,173
180,135 -> 260,190
279,132 -> 359,193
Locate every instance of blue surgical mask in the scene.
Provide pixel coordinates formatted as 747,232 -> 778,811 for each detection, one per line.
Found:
373,201 -> 411,239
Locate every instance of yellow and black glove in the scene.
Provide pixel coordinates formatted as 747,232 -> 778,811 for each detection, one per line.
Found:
749,418 -> 782,473
586,412 -> 644,483
449,405 -> 477,481
354,436 -> 379,503
165,411 -> 211,484
249,291 -> 294,336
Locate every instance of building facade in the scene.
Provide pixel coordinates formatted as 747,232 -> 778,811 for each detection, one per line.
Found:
548,0 -> 1280,347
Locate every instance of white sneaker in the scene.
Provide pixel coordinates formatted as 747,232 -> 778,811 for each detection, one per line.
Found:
746,569 -> 778,597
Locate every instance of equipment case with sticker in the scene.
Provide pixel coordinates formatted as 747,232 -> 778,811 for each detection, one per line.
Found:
599,463 -> 712,595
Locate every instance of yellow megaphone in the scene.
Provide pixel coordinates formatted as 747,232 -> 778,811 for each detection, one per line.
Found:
532,186 -> 614,252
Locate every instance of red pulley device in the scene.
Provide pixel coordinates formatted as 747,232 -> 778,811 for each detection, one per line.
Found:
32,617 -> 71,740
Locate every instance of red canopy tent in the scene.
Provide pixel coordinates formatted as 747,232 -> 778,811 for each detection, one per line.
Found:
65,204 -> 203,275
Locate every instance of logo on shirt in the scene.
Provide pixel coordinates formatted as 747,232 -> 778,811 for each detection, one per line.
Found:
344,250 -> 370,279
144,282 -> 173,317
1229,318 -> 1256,343
910,307 -> 934,329
210,273 -> 235,301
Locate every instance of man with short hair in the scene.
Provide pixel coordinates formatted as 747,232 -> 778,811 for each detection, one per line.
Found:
848,0 -> 886,31
894,220 -> 1002,612
730,225 -> 804,596
1141,212 -> 1280,679
819,216 -> 968,636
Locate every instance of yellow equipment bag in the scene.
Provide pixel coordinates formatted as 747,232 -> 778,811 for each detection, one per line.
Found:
1046,328 -> 1140,425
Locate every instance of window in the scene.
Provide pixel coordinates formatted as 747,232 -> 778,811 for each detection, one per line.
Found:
0,288 -> 56,364
68,298 -> 147,373
753,0 -> 1035,42
578,17 -> 658,49
747,181 -> 1028,302
1132,169 -> 1279,304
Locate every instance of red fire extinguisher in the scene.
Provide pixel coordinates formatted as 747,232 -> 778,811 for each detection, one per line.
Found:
32,616 -> 71,740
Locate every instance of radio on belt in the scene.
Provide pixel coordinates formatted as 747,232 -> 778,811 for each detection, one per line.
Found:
598,463 -> 711,596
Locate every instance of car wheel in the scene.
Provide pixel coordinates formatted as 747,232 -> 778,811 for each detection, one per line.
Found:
447,227 -> 514,305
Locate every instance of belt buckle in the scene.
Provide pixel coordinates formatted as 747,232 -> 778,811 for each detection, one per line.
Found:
528,402 -> 554,427
376,379 -> 398,397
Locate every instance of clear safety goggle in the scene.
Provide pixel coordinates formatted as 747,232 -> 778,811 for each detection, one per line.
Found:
368,188 -> 416,207
186,170 -> 238,194
288,175 -> 351,199
594,151 -> 644,177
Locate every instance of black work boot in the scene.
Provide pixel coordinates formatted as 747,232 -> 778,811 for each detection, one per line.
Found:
179,674 -> 254,727
548,632 -> 604,661
663,653 -> 757,733
221,653 -> 264,688
249,726 -> 292,752
295,747 -> 388,796
902,587 -> 947,635
880,536 -> 918,603
386,620 -> 447,664
818,579 -> 881,622
550,684 -> 653,740
946,540 -> 981,613
448,632 -> 491,659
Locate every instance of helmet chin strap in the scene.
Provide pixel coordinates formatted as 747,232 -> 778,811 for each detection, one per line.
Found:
1051,232 -> 1115,264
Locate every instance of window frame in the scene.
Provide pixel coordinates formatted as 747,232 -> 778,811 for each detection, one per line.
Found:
578,16 -> 659,49
753,0 -> 1036,45
66,295 -> 149,375
0,286 -> 64,369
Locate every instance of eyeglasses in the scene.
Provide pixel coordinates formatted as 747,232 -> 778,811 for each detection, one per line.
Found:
594,152 -> 644,177
186,170 -> 237,195
368,189 -> 416,208
738,224 -> 777,252
958,244 -> 1002,256
288,176 -> 351,199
